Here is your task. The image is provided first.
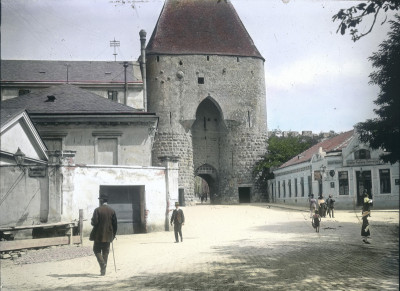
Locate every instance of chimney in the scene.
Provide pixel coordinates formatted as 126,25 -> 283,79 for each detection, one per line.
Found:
139,29 -> 147,112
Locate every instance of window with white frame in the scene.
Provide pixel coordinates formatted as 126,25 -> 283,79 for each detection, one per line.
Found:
379,169 -> 391,193
278,181 -> 281,198
339,171 -> 349,195
308,175 -> 312,196
98,138 -> 118,165
300,177 -> 305,197
354,149 -> 371,159
283,180 -> 286,198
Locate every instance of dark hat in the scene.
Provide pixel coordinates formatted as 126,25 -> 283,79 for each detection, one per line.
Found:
98,193 -> 108,200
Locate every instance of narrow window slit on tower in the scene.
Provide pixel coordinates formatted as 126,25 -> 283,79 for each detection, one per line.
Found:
207,56 -> 210,61
248,111 -> 251,127
179,60 -> 183,65
198,77 -> 204,84
170,112 -> 172,125
237,57 -> 240,62
157,56 -> 160,62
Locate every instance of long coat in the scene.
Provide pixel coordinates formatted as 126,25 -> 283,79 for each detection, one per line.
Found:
91,204 -> 118,242
170,209 -> 185,225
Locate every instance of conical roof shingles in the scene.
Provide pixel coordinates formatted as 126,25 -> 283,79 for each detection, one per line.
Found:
146,0 -> 264,60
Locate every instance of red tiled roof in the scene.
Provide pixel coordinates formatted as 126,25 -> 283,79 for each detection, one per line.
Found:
146,0 -> 264,60
279,130 -> 354,169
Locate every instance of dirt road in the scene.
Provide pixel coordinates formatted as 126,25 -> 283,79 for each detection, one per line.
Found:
1,204 -> 398,290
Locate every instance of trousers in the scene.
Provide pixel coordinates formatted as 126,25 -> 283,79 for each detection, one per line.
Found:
93,241 -> 110,275
174,223 -> 183,242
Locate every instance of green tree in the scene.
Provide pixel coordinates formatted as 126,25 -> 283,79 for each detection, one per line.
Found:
253,134 -> 318,201
332,1 -> 399,41
355,15 -> 400,164
334,2 -> 400,164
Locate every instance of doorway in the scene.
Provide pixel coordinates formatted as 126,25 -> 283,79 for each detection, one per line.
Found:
179,188 -> 185,206
99,185 -> 145,234
239,187 -> 251,203
356,170 -> 372,206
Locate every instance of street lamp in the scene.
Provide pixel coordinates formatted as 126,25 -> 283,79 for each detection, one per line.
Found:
14,147 -> 25,171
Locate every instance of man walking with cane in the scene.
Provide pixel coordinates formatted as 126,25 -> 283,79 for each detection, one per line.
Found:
90,192 -> 118,276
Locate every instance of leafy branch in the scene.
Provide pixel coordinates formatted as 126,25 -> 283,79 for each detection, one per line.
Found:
332,1 -> 399,41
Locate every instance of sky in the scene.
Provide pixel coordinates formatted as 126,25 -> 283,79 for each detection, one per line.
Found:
1,0 -> 395,133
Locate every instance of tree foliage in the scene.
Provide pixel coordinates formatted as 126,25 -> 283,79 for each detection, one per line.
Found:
253,134 -> 319,201
332,1 -> 399,41
355,15 -> 400,164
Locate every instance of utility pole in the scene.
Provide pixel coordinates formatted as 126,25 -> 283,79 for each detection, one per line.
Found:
110,38 -> 120,62
64,64 -> 71,83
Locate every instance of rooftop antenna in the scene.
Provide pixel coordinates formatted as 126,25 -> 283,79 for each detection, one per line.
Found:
110,38 -> 120,62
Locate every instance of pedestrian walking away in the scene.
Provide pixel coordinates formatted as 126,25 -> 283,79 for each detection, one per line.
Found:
326,195 -> 335,218
318,195 -> 326,218
312,210 -> 321,233
309,194 -> 317,218
170,202 -> 185,243
90,192 -> 118,276
361,210 -> 371,244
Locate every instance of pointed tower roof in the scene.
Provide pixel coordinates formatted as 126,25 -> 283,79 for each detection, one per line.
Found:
146,0 -> 264,60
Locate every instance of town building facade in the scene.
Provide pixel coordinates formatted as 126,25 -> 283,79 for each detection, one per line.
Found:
269,130 -> 399,209
0,85 -> 178,236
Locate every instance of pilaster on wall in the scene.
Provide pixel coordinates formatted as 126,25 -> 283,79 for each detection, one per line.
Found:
47,150 -> 76,222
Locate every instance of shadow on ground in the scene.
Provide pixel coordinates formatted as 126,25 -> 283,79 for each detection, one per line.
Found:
41,220 -> 398,291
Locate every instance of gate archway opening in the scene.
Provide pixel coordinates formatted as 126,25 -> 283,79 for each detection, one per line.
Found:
195,164 -> 218,203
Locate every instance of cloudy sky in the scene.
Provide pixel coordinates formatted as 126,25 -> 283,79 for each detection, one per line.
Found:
1,0 -> 395,133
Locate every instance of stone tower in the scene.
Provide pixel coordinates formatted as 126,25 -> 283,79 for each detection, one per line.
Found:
145,0 -> 267,204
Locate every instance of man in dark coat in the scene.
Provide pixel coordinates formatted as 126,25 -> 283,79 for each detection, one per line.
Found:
170,202 -> 185,243
90,193 -> 117,276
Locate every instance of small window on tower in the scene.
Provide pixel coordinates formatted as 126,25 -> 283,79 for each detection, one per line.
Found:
156,56 -> 160,62
207,56 -> 210,61
108,90 -> 118,102
198,77 -> 204,84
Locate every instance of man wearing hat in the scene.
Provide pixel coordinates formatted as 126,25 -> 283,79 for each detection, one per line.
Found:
90,193 -> 118,275
170,202 -> 185,243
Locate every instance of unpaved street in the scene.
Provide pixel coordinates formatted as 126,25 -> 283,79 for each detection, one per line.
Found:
1,204 -> 398,290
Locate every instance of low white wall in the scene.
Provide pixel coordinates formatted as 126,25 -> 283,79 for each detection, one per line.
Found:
61,165 -> 172,235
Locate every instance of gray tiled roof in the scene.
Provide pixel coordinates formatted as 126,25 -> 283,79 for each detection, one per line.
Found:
1,84 -> 141,114
1,60 -> 141,83
0,108 -> 26,128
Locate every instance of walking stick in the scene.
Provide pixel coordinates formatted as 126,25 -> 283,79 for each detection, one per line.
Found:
111,241 -> 117,273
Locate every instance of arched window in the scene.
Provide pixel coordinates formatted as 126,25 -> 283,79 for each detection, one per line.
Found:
354,149 -> 371,159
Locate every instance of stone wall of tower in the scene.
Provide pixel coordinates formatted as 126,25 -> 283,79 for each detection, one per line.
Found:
146,54 -> 267,203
